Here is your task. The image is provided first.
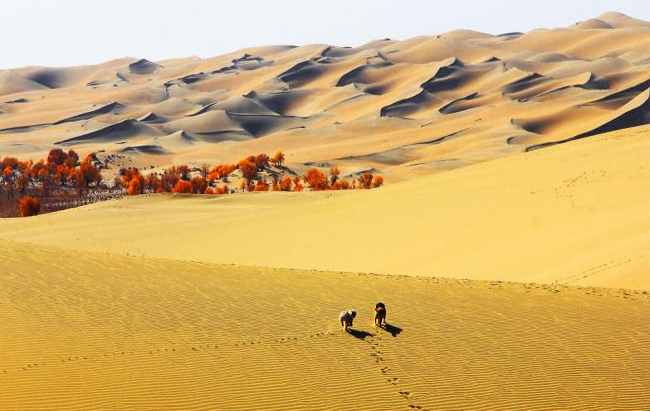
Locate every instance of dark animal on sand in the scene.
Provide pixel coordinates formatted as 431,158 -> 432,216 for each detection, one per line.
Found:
374,302 -> 386,326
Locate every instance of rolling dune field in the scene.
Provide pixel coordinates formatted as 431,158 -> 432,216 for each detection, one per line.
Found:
2,13 -> 650,181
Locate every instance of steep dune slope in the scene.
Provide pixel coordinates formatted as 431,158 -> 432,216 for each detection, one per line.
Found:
3,124 -> 650,290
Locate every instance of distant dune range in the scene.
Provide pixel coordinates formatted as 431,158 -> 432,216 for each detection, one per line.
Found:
2,12 -> 650,179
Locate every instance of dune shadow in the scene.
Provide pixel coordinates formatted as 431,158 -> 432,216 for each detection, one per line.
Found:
347,328 -> 374,340
381,323 -> 402,337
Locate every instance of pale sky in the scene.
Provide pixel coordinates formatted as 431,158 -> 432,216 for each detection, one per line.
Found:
2,0 -> 649,69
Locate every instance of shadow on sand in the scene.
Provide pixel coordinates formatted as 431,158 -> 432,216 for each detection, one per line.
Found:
347,328 -> 374,340
380,323 -> 402,337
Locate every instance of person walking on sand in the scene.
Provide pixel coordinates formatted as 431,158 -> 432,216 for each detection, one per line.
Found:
339,309 -> 357,331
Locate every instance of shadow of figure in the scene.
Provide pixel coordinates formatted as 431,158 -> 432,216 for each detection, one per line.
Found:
347,328 -> 374,340
381,323 -> 402,337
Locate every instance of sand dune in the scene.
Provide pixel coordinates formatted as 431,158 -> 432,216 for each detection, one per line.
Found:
2,13 -> 650,181
0,70 -> 48,96
4,124 -> 650,290
129,58 -> 162,75
55,119 -> 162,145
1,239 -> 648,410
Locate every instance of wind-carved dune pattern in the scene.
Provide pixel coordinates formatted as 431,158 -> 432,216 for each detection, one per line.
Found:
2,12 -> 650,179
1,240 -> 649,410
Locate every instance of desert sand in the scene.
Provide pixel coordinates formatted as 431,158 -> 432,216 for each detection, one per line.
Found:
3,123 -> 650,290
1,239 -> 649,410
2,122 -> 650,410
2,11 -> 650,410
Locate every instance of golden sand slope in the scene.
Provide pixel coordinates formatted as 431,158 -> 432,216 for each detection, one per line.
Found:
1,239 -> 648,410
3,124 -> 650,290
2,12 -> 650,181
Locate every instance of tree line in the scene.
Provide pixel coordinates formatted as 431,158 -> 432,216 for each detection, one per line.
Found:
1,149 -> 383,217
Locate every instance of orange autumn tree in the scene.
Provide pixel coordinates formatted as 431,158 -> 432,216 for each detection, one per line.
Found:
65,150 -> 79,168
79,162 -> 102,187
172,180 -> 193,194
329,166 -> 340,185
357,172 -> 374,189
254,153 -> 270,171
237,159 -> 258,183
19,196 -> 40,217
208,164 -> 236,182
254,179 -> 269,191
190,176 -> 207,194
47,148 -> 67,166
127,178 -> 142,195
199,164 -> 210,179
16,174 -> 28,196
145,173 -> 162,192
215,185 -> 229,195
303,168 -> 330,191
372,175 -> 384,188
279,177 -> 293,191
332,179 -> 351,190
271,151 -> 285,166
122,168 -> 145,195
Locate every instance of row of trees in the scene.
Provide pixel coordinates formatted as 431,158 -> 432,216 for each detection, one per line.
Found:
1,149 -> 102,198
1,149 -> 384,216
121,151 -> 383,196
1,149 -> 107,217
